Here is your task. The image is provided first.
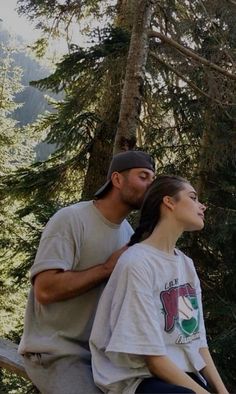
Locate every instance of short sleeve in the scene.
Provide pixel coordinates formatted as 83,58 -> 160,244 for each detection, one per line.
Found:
106,261 -> 166,362
30,207 -> 82,281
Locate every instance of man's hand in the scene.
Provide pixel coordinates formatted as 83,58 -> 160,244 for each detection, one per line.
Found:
103,245 -> 128,275
34,245 -> 129,304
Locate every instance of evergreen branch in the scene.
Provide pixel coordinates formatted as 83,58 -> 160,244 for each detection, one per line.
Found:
150,51 -> 234,120
227,0 -> 236,5
154,143 -> 200,150
201,279 -> 236,322
148,30 -> 236,81
198,0 -> 236,68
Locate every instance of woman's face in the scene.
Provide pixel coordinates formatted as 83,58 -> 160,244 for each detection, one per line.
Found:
172,183 -> 206,231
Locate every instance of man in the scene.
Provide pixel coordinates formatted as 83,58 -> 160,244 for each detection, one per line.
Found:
18,150 -> 155,394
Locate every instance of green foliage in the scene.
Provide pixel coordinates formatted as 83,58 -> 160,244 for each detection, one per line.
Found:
0,370 -> 38,394
29,26 -> 129,94
0,44 -> 23,174
0,44 -> 37,394
0,26 -> 129,204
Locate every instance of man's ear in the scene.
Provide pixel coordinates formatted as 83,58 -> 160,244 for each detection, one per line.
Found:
163,196 -> 175,211
110,172 -> 122,189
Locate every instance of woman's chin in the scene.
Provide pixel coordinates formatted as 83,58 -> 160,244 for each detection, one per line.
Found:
186,220 -> 204,231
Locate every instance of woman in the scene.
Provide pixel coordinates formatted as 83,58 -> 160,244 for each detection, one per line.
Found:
90,175 -> 228,394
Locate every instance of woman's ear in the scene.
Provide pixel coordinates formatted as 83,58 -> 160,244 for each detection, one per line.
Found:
163,196 -> 175,211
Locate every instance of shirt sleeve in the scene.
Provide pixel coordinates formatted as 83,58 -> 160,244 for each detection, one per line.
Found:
105,259 -> 167,363
30,207 -> 82,281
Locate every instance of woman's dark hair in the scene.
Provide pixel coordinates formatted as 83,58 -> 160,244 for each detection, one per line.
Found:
128,175 -> 189,246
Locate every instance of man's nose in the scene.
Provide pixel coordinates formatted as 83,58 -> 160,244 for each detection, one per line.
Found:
148,176 -> 155,186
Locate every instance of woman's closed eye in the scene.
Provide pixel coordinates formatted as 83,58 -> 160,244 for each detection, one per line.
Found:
189,193 -> 198,201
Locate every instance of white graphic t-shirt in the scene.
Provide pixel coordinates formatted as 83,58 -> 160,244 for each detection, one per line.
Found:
90,243 -> 208,394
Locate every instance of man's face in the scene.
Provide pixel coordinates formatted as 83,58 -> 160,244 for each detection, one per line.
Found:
119,168 -> 155,209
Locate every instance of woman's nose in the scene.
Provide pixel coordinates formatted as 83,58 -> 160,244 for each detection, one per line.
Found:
201,203 -> 207,211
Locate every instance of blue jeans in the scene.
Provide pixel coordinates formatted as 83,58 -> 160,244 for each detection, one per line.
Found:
135,372 -> 209,394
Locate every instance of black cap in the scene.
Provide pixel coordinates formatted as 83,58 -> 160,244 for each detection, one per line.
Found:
94,150 -> 155,198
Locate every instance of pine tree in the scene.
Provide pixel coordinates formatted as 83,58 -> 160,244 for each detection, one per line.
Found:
0,44 -> 23,174
0,42 -> 37,393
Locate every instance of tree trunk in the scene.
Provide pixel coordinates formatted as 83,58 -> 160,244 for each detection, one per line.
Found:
113,0 -> 154,154
81,70 -> 122,199
82,0 -> 136,199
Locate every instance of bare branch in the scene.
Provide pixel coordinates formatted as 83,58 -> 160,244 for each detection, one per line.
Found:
150,51 -> 234,120
148,30 -> 236,81
227,0 -> 236,5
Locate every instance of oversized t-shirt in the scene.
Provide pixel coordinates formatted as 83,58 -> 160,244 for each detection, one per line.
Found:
18,201 -> 133,359
90,243 -> 208,394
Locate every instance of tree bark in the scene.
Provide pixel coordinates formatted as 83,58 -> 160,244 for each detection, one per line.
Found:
113,0 -> 154,154
82,0 -> 136,199
81,74 -> 121,199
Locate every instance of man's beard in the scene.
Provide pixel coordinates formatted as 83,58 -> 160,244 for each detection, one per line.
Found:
124,195 -> 144,210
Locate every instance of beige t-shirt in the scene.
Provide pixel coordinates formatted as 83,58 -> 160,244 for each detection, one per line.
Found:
18,201 -> 133,359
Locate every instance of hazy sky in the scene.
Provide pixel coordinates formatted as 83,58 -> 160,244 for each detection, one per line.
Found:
0,0 -> 40,42
0,0 -> 103,56
0,0 -> 82,57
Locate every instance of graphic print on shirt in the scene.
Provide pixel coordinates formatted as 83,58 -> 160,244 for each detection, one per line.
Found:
160,283 -> 200,344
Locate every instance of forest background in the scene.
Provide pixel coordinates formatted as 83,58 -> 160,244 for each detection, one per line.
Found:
0,0 -> 235,393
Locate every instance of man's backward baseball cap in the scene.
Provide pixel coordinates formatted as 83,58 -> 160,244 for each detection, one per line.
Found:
94,150 -> 155,198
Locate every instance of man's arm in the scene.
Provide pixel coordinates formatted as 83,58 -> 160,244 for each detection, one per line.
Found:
34,246 -> 127,304
145,355 -> 209,394
199,347 -> 228,394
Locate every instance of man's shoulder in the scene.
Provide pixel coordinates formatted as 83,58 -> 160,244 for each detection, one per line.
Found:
54,200 -> 93,216
45,201 -> 93,229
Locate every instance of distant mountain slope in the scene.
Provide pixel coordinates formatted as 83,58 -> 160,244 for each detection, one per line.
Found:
0,24 -> 53,126
0,24 -> 59,160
